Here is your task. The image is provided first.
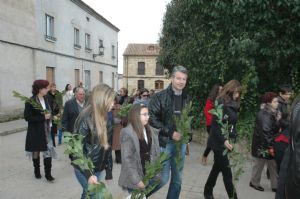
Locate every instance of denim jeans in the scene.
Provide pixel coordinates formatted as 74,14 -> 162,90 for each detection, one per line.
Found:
147,140 -> 186,199
57,129 -> 62,145
74,168 -> 104,199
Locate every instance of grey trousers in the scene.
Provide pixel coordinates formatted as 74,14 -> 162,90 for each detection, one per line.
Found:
250,157 -> 278,189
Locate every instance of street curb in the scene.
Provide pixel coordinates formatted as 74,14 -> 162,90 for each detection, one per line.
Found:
0,127 -> 27,136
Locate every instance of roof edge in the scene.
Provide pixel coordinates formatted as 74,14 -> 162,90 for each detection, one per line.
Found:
71,0 -> 120,32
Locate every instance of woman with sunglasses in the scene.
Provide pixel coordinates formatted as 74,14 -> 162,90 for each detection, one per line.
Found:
133,88 -> 150,107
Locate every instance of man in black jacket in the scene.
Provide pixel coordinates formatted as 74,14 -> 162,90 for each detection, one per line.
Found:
148,65 -> 190,199
62,87 -> 85,133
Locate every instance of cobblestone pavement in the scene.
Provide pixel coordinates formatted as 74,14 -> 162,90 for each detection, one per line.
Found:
0,131 -> 275,199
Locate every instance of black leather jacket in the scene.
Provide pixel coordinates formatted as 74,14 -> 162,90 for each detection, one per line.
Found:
208,99 -> 239,151
148,85 -> 190,147
251,104 -> 280,159
286,98 -> 300,199
73,108 -> 113,180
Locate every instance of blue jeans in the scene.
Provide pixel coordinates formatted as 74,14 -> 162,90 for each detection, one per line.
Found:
57,129 -> 62,144
148,140 -> 186,199
74,168 -> 104,199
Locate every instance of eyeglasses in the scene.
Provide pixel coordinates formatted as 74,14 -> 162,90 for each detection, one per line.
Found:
140,113 -> 150,117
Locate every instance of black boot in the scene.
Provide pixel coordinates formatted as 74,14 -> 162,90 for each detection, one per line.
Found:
32,158 -> 41,179
115,150 -> 122,164
44,157 -> 55,182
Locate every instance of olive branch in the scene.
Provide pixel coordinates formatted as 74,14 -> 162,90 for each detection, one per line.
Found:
63,132 -> 112,199
209,101 -> 245,199
174,102 -> 193,170
130,153 -> 169,199
12,90 -> 50,114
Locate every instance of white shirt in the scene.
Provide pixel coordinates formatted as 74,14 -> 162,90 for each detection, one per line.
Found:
39,98 -> 46,110
143,128 -> 148,144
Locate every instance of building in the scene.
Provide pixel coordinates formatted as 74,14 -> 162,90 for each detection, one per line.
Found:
123,43 -> 169,94
0,0 -> 119,113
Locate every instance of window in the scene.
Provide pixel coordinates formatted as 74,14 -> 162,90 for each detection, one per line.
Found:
137,62 -> 145,75
138,80 -> 144,89
111,45 -> 115,59
155,80 -> 164,90
46,67 -> 55,84
112,72 -> 115,89
156,62 -> 164,75
75,69 -> 80,86
99,71 -> 103,83
45,14 -> 56,41
74,28 -> 80,48
99,39 -> 103,47
84,70 -> 91,91
85,33 -> 91,51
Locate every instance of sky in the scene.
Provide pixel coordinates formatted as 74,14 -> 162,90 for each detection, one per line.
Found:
82,0 -> 171,74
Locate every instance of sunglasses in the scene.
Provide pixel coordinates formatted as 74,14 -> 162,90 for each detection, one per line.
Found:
142,94 -> 149,97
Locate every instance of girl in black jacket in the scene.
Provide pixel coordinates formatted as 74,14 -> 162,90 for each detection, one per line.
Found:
24,79 -> 56,181
204,80 -> 241,199
73,84 -> 115,199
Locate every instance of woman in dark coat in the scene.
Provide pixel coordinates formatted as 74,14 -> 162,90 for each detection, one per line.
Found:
250,92 -> 280,192
24,79 -> 56,181
73,84 -> 115,199
204,80 -> 241,199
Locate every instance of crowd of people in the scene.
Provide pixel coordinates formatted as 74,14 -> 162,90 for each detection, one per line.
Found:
23,66 -> 299,199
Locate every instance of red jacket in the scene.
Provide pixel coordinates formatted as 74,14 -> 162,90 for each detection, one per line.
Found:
204,98 -> 214,126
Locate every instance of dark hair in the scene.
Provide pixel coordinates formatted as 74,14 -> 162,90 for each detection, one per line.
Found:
217,80 -> 242,103
32,79 -> 49,95
261,92 -> 278,104
208,84 -> 221,102
65,84 -> 71,91
128,104 -> 150,140
139,88 -> 149,98
121,88 -> 128,95
279,84 -> 292,94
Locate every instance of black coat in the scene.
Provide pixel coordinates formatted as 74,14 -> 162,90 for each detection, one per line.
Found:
278,96 -> 290,137
47,91 -> 60,116
148,85 -> 190,147
73,108 -> 113,180
207,99 -> 239,151
286,98 -> 300,199
251,105 -> 280,159
24,96 -> 50,152
62,98 -> 81,133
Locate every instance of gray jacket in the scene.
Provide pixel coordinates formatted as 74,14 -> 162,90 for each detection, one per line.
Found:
118,124 -> 160,189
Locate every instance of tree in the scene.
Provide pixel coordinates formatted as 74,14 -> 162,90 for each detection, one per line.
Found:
159,0 -> 300,127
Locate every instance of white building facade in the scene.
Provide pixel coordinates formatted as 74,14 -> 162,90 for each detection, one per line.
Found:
0,0 -> 119,112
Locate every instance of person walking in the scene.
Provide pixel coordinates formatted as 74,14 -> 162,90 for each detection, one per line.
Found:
72,84 -> 115,199
204,80 -> 242,199
148,65 -> 190,199
202,84 -> 222,164
250,92 -> 280,193
24,79 -> 56,181
118,104 -> 160,195
62,87 -> 85,134
63,83 -> 74,105
285,93 -> 300,199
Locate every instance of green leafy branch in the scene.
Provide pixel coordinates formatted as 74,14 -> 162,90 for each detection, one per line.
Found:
63,132 -> 112,199
209,101 -> 245,199
117,103 -> 132,118
174,102 -> 193,170
12,90 -> 50,114
130,153 -> 169,199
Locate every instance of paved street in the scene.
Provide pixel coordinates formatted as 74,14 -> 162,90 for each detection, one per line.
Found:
0,130 -> 275,199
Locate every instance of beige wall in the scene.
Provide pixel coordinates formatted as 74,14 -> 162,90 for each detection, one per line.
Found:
123,55 -> 169,93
